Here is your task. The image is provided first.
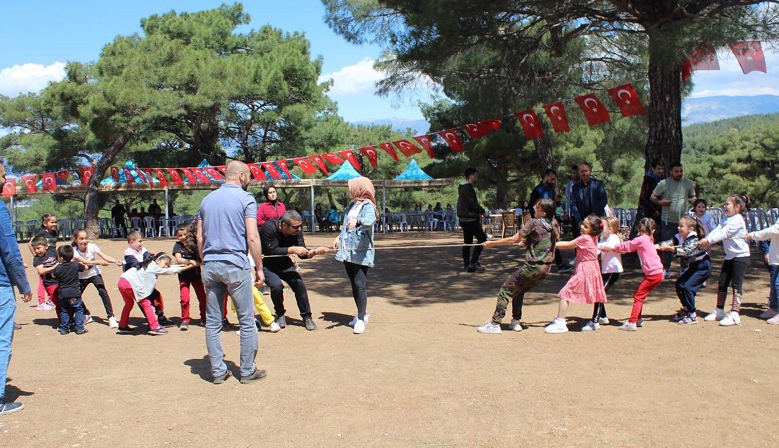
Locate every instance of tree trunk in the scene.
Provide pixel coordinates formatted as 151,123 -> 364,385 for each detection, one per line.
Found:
645,40 -> 683,170
532,136 -> 555,175
84,133 -> 133,240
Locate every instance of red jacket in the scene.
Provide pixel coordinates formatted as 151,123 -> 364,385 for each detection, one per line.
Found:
257,201 -> 287,227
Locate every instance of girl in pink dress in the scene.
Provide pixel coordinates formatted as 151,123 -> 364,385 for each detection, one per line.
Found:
545,215 -> 607,334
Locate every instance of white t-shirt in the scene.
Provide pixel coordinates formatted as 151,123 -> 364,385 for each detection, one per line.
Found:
75,243 -> 101,279
597,233 -> 624,274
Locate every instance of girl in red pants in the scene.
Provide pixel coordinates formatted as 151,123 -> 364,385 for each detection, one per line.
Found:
116,253 -> 193,335
606,218 -> 664,331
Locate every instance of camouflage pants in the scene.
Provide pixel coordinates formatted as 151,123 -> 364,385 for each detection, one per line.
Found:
491,264 -> 550,323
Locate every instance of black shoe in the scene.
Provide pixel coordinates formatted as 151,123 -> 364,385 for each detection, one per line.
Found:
213,370 -> 232,385
75,328 -> 88,335
240,369 -> 267,384
467,262 -> 485,273
116,326 -> 134,335
58,328 -> 69,335
304,317 -> 317,331
222,318 -> 235,331
275,315 -> 286,329
158,316 -> 176,327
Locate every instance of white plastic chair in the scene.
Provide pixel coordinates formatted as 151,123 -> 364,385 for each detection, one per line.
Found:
158,217 -> 172,237
443,210 -> 457,231
143,216 -> 156,237
130,217 -> 142,234
425,211 -> 439,231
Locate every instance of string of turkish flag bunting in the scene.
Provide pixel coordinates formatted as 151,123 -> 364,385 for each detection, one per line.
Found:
2,41 -> 767,198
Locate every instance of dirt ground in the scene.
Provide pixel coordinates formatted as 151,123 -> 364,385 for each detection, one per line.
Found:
2,230 -> 778,447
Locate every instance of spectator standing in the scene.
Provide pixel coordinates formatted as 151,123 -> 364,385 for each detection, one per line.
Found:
457,168 -> 489,272
256,185 -> 286,228
111,200 -> 128,237
197,161 -> 266,384
651,163 -> 696,279
635,161 -> 664,239
0,161 -> 32,416
570,162 -> 608,238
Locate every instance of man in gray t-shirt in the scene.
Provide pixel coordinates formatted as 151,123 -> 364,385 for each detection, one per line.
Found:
651,162 -> 696,277
197,161 -> 266,384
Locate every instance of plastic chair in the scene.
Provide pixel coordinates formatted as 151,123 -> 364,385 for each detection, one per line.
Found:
158,217 -> 172,238
143,216 -> 156,237
129,217 -> 142,234
425,211 -> 439,231
59,219 -> 72,240
443,210 -> 457,231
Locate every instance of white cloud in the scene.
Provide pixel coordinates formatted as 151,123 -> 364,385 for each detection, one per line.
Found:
0,62 -> 66,97
319,57 -> 385,96
689,48 -> 779,97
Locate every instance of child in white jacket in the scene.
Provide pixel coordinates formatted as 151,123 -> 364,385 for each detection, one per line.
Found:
746,222 -> 779,324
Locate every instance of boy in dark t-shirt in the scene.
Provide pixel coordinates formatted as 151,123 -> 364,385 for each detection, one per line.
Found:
52,245 -> 88,335
32,236 -> 60,319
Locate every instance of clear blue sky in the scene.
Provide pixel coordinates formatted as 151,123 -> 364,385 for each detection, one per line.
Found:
0,0 -> 428,122
0,1 -> 777,122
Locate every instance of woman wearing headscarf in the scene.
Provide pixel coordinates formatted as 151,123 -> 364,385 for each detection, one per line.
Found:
333,177 -> 379,334
256,185 -> 287,228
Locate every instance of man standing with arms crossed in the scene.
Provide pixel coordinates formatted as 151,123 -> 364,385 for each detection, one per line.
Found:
198,161 -> 266,384
651,162 -> 696,279
0,160 -> 32,415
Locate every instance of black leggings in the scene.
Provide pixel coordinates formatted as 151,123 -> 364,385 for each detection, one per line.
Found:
79,275 -> 114,318
591,273 -> 620,322
344,262 -> 370,320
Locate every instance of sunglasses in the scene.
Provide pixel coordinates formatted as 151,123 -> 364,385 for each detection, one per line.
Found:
286,223 -> 303,230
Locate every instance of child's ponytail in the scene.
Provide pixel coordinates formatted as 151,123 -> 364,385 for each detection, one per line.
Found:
139,252 -> 171,271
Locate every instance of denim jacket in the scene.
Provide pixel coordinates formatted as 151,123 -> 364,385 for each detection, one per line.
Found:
335,201 -> 377,267
0,201 -> 31,293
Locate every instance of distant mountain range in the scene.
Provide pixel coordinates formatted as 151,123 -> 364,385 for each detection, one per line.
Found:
353,95 -> 779,132
682,95 -> 779,124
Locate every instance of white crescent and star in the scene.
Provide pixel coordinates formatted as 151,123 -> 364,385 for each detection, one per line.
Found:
616,89 -> 632,104
549,106 -> 562,120
522,113 -> 536,127
584,98 -> 599,111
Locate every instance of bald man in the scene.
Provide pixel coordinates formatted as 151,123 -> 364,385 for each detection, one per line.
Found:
197,161 -> 266,384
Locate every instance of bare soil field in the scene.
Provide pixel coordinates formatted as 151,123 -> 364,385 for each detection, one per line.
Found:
3,231 -> 778,447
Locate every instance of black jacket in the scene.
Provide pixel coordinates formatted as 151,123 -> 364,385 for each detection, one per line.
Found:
457,182 -> 485,221
571,178 -> 608,221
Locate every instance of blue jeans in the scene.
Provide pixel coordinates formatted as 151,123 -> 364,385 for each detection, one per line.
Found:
202,261 -> 257,378
59,296 -> 85,333
0,286 -> 17,403
769,265 -> 778,312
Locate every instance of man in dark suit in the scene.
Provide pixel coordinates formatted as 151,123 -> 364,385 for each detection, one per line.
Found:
571,162 -> 608,237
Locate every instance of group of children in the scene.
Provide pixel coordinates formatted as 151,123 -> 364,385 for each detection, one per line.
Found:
478,193 -> 777,334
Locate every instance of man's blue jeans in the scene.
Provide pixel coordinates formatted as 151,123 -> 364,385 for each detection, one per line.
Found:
0,286 -> 17,403
202,262 -> 257,378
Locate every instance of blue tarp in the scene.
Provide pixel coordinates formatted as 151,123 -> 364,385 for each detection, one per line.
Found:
101,160 -> 159,185
326,162 -> 361,180
394,160 -> 433,181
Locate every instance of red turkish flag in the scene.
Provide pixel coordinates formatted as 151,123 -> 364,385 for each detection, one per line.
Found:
479,118 -> 503,132
110,166 -> 120,182
261,162 -> 282,180
204,166 -> 224,181
607,83 -> 646,117
359,146 -> 379,168
193,169 -> 211,183
413,135 -> 435,158
393,140 -> 422,157
216,165 -> 226,174
57,169 -> 70,182
79,166 -> 94,186
730,41 -> 766,74
689,45 -> 720,71
308,155 -> 329,176
322,153 -> 344,165
339,150 -> 361,170
462,122 -> 491,139
166,169 -> 184,185
292,157 -> 318,175
22,175 -> 37,193
574,94 -> 610,126
437,129 -> 464,152
41,173 -> 57,191
154,169 -> 169,187
123,168 -> 135,184
514,110 -> 544,140
2,178 -> 16,198
378,143 -> 400,161
180,168 -> 198,183
542,102 -> 570,133
276,160 -> 293,179
247,163 -> 267,181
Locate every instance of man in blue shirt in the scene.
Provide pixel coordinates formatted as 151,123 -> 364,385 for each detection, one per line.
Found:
528,169 -> 557,218
197,161 -> 266,385
0,161 -> 32,416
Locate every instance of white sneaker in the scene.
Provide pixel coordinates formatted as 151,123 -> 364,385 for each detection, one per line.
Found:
108,316 -> 119,329
35,303 -> 49,311
581,321 -> 600,331
508,319 -> 522,332
767,315 -> 779,325
84,315 -> 94,324
598,317 -> 610,325
719,312 -> 741,326
348,314 -> 370,327
353,319 -> 366,334
704,308 -> 726,322
544,318 -> 568,334
270,322 -> 281,333
619,322 -> 637,331
759,309 -> 778,319
477,321 -> 501,334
